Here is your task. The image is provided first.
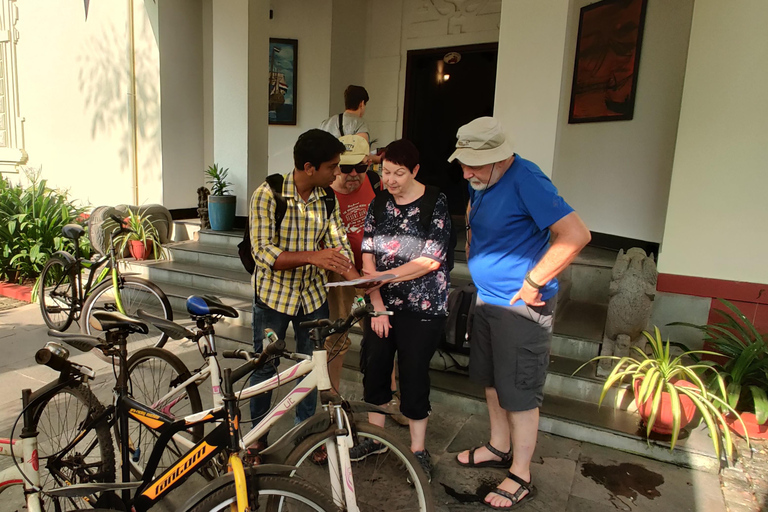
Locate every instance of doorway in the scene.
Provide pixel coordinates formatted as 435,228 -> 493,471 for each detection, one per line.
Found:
403,43 -> 498,219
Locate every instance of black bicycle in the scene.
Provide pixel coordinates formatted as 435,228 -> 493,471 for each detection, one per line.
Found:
30,310 -> 336,512
38,215 -> 172,352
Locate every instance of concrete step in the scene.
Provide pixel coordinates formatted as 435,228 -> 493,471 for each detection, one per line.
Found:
128,260 -> 252,301
339,355 -> 719,473
197,229 -> 245,248
166,241 -> 243,272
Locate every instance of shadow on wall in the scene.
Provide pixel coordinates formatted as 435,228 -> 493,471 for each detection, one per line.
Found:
76,19 -> 160,176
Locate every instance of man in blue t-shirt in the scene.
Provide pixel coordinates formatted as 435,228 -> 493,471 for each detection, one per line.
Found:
450,117 -> 590,509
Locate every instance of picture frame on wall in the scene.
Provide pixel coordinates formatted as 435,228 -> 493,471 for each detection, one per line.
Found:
268,38 -> 298,125
568,0 -> 648,124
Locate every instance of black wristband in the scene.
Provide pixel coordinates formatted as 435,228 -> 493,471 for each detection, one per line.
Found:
525,271 -> 542,290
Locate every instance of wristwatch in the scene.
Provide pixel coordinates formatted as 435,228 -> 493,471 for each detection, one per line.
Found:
524,271 -> 542,290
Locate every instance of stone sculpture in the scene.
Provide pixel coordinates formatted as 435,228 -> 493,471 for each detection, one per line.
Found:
598,248 -> 658,376
197,187 -> 211,230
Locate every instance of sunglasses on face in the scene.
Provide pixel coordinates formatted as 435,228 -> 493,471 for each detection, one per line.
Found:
340,164 -> 368,174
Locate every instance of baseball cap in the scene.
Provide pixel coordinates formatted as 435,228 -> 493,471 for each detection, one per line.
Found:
339,135 -> 370,165
447,117 -> 514,166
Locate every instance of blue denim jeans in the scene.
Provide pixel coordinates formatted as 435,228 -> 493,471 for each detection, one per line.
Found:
249,298 -> 329,443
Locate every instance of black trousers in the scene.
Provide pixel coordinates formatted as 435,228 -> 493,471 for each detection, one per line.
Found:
361,311 -> 445,420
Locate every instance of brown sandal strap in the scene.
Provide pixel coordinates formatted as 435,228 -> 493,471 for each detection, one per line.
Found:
506,471 -> 532,491
489,486 -> 525,504
485,442 -> 512,461
468,446 -> 477,465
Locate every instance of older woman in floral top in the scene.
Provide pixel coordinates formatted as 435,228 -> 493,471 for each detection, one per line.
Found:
350,139 -> 451,481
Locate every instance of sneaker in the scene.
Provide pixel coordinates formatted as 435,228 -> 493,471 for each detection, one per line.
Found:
410,450 -> 432,483
349,438 -> 389,462
386,392 -> 410,426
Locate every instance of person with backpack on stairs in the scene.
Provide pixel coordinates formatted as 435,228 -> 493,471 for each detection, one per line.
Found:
246,129 -> 362,456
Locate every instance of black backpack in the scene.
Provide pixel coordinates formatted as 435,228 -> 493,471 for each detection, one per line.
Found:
371,185 -> 456,271
238,174 -> 336,275
443,283 -> 477,354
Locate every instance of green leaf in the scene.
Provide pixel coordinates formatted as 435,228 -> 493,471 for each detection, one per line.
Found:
749,386 -> 768,424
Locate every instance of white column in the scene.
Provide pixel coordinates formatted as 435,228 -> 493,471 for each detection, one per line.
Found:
493,0 -> 569,176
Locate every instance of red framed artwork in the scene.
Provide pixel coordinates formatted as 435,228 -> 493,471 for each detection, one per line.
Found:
568,0 -> 648,123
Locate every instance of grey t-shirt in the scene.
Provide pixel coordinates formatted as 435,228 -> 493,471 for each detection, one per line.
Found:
319,112 -> 369,138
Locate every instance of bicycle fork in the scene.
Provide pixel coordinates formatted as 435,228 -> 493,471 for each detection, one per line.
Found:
327,405 -> 359,512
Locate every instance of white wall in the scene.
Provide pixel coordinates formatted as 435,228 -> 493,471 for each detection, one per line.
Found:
158,0 -> 204,210
267,0 -> 333,174
16,0 -> 162,208
329,0 -> 367,116
494,0 -> 569,177
362,0 -> 501,150
552,0 -> 694,243
658,0 -> 768,283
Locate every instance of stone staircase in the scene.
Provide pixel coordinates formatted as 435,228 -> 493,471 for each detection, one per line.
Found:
127,226 -> 720,472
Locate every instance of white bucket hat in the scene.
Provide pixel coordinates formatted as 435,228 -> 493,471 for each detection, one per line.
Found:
448,117 -> 514,166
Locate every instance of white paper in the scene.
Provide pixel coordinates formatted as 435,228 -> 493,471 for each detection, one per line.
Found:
325,274 -> 397,288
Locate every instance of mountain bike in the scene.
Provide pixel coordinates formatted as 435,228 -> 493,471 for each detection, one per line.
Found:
132,298 -> 434,511
37,215 -> 172,352
34,310 -> 337,512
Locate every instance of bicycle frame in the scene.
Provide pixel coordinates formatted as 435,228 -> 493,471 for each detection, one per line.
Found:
146,336 -> 362,511
0,436 -> 42,512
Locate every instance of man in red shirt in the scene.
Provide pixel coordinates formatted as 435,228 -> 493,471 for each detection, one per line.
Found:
325,135 -> 377,391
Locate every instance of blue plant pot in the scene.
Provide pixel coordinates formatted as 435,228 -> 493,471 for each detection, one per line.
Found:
208,195 -> 236,231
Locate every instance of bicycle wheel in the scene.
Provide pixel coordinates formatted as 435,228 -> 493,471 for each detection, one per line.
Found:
32,383 -> 116,512
81,276 -> 172,351
39,257 -> 76,331
285,422 -> 434,512
124,347 -> 204,480
187,474 -> 339,512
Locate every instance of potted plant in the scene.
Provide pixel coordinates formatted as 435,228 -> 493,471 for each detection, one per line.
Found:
670,299 -> 768,438
575,326 -> 748,461
205,164 -> 235,231
116,208 -> 163,261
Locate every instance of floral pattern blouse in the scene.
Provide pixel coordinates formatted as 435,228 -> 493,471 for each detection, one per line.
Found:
361,191 -> 451,317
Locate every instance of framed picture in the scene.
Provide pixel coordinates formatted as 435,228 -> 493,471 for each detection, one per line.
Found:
568,0 -> 647,123
268,38 -> 298,125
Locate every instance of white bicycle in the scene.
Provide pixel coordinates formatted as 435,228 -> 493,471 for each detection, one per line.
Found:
131,296 -> 434,512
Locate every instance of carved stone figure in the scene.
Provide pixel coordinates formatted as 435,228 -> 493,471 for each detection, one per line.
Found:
597,248 -> 658,376
197,187 -> 211,230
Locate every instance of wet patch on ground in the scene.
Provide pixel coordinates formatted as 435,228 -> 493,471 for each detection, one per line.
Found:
581,461 -> 664,501
441,477 -> 500,504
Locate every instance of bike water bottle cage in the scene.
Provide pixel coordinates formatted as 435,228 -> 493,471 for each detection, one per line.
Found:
186,295 -> 239,319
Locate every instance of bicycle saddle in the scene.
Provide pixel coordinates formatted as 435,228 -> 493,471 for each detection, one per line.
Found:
91,310 -> 149,334
61,223 -> 85,240
186,295 -> 238,318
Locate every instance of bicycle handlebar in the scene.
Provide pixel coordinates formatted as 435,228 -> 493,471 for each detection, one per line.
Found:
35,348 -> 96,379
227,337 -> 287,383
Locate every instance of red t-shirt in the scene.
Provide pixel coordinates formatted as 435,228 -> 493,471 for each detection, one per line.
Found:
333,175 -> 376,270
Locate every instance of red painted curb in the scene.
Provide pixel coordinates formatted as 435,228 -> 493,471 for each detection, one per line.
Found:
0,281 -> 33,302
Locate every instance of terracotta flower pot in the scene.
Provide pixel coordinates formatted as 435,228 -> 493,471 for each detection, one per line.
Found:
633,378 -> 697,434
726,412 -> 768,439
129,240 -> 153,260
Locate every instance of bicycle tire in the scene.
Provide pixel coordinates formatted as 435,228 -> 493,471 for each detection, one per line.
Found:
81,276 -> 172,351
187,474 -> 339,512
39,257 -> 77,331
124,347 -> 204,480
32,383 -> 116,512
284,422 -> 434,512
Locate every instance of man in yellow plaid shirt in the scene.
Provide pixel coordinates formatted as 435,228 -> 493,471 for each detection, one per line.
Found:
248,129 -> 361,449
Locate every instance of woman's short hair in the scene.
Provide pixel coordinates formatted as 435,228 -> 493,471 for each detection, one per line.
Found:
294,129 -> 346,170
344,85 -> 369,110
382,139 -> 419,173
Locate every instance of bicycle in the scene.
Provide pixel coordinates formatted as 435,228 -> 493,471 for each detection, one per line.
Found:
37,214 -> 172,352
133,297 -> 434,511
33,310 -> 337,512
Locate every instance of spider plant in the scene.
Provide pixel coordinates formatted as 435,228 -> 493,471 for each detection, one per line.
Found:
575,326 -> 748,460
115,208 -> 163,260
670,298 -> 768,424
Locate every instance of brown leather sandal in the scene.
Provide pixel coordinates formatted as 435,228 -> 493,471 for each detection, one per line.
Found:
457,442 -> 512,468
484,471 -> 537,510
